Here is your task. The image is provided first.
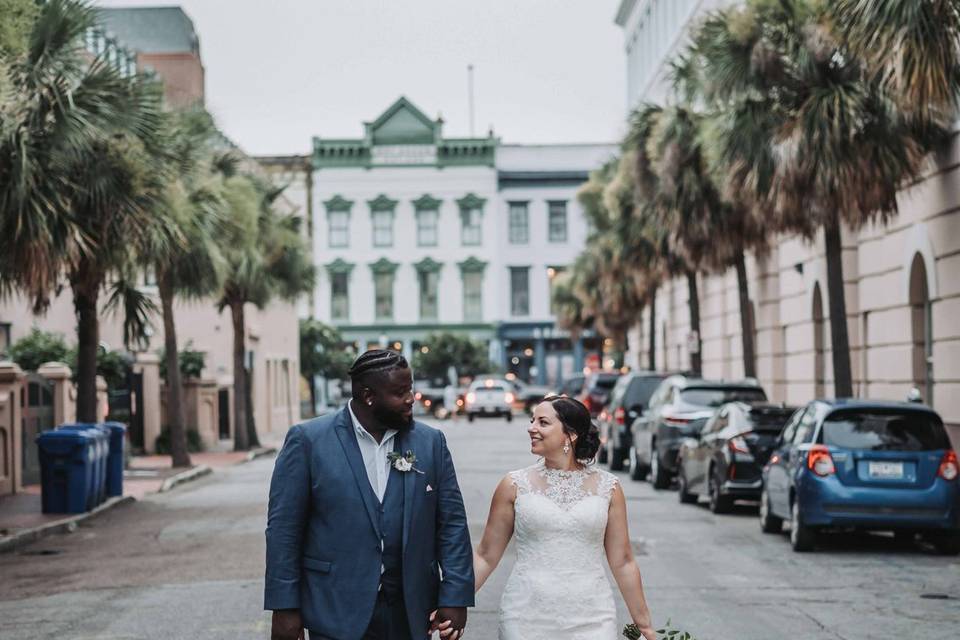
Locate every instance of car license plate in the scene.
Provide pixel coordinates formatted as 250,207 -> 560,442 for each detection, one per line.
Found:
868,461 -> 904,479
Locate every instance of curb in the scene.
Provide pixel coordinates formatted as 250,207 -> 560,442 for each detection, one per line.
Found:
0,495 -> 135,554
245,446 -> 277,462
158,464 -> 212,493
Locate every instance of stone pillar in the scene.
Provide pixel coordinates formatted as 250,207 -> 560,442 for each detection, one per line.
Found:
0,361 -> 25,496
182,378 -> 219,450
37,361 -> 72,427
573,338 -> 585,374
534,335 -> 547,385
134,353 -> 162,454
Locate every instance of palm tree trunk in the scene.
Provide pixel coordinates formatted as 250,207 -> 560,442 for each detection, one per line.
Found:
230,300 -> 250,451
686,270 -> 702,377
159,273 -> 192,467
824,216 -> 854,397
647,288 -> 657,371
74,280 -> 100,423
735,254 -> 757,378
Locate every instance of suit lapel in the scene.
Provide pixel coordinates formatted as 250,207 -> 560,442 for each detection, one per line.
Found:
334,407 -> 382,539
401,426 -> 417,551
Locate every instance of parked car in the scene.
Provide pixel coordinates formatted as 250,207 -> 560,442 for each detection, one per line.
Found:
629,376 -> 768,487
597,372 -> 667,470
464,378 -> 515,422
676,402 -> 795,512
510,379 -> 554,413
577,371 -> 621,417
558,375 -> 586,398
760,400 -> 959,554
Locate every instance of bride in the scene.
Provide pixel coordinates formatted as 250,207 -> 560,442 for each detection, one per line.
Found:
472,395 -> 655,640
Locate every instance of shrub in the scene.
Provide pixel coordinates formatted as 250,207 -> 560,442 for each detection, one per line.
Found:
154,426 -> 203,454
6,328 -> 70,372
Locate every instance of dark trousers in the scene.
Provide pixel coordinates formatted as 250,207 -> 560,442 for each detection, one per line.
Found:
308,591 -> 413,640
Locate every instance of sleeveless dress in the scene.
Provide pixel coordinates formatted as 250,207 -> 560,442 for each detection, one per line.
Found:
498,461 -> 620,640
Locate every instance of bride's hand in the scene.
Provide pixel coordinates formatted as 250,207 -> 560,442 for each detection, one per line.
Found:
636,624 -> 656,640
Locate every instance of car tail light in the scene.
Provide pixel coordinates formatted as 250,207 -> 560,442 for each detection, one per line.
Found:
582,396 -> 595,413
614,407 -> 626,425
505,392 -> 515,404
662,413 -> 691,427
415,391 -> 423,401
465,392 -> 476,404
938,450 -> 958,481
807,445 -> 835,477
728,436 -> 750,454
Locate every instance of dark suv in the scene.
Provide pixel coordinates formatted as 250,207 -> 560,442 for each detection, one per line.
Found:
597,372 -> 667,470
629,376 -> 768,488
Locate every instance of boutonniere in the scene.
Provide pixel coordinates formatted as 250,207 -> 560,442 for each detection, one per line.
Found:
387,450 -> 425,474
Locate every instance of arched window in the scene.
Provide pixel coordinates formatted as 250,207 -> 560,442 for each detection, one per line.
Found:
909,253 -> 932,404
812,283 -> 826,398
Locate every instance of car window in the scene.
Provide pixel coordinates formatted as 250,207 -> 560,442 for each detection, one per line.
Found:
623,377 -> 662,410
792,409 -> 817,444
780,408 -> 804,444
679,387 -> 767,408
821,411 -> 950,451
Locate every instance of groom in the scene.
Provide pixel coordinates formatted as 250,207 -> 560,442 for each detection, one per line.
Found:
265,349 -> 474,639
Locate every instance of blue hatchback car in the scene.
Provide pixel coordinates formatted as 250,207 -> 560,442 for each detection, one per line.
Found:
760,400 -> 959,553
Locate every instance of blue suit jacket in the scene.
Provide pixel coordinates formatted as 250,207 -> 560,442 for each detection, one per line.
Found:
264,408 -> 475,639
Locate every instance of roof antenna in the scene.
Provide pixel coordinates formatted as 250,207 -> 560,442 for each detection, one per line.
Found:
467,63 -> 475,137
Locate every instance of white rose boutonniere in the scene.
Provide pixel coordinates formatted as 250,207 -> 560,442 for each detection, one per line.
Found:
388,450 -> 424,474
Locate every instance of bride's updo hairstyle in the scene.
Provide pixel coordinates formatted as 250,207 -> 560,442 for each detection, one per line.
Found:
543,395 -> 601,462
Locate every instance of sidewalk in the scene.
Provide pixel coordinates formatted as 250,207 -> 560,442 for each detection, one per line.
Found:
0,445 -> 277,552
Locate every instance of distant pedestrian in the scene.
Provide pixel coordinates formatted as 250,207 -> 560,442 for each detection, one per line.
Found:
444,384 -> 459,421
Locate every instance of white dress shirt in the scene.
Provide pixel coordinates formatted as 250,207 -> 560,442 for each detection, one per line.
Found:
347,400 -> 398,503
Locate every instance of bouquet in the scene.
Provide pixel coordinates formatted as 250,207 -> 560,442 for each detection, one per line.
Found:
623,622 -> 695,640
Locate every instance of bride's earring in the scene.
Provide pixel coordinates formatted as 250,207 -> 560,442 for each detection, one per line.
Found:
563,441 -> 571,455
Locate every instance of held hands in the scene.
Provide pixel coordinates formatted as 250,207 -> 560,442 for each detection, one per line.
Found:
428,607 -> 467,639
271,609 -> 304,640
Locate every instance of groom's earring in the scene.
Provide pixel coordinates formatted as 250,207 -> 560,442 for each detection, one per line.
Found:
563,441 -> 571,455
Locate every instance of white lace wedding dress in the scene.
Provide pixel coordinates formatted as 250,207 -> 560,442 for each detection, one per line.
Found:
498,461 -> 620,640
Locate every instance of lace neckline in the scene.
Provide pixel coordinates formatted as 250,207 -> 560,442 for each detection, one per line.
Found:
535,459 -> 593,477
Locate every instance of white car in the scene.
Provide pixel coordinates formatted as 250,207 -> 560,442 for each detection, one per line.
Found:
465,379 -> 514,422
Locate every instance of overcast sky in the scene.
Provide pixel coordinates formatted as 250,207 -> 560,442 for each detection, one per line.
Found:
97,0 -> 627,156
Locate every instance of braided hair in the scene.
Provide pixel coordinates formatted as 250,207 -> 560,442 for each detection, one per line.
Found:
349,349 -> 409,398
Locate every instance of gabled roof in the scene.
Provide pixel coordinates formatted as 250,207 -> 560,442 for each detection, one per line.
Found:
365,96 -> 437,145
97,7 -> 200,54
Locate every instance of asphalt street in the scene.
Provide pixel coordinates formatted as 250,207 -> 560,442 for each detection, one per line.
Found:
0,414 -> 958,639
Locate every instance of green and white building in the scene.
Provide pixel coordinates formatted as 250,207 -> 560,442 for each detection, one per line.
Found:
261,97 -> 614,385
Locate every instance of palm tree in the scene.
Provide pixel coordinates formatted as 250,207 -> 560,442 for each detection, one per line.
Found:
216,176 -> 315,451
831,0 -> 960,130
136,108 -> 227,467
692,0 -> 947,396
0,0 -> 166,421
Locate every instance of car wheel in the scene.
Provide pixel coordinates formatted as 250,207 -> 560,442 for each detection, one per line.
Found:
598,444 -> 609,464
790,500 -> 816,552
467,413 -> 475,423
925,531 -> 960,556
759,488 -> 782,534
651,452 -> 671,490
677,469 -> 697,504
628,447 -> 646,481
708,471 -> 733,514
608,440 -> 624,472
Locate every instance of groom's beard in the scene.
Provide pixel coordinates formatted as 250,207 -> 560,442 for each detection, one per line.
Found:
372,404 -> 414,431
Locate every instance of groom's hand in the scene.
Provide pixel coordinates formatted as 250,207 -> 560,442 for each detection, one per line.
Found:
436,607 -> 467,638
271,609 -> 304,640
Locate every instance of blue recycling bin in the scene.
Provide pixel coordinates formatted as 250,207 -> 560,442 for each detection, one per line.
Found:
36,430 -> 97,514
101,421 -> 127,497
57,424 -> 108,507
